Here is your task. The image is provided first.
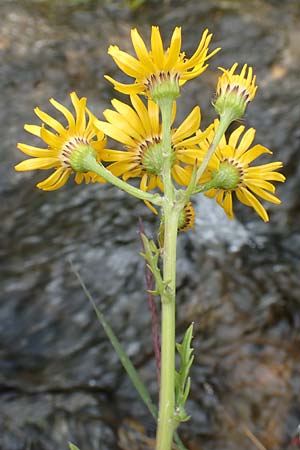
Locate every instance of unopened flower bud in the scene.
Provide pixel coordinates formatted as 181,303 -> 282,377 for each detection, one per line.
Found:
178,202 -> 195,232
214,63 -> 257,121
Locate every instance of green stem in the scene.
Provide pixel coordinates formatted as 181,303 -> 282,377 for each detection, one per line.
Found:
155,97 -> 179,450
159,98 -> 174,202
195,114 -> 232,183
156,206 -> 179,450
192,178 -> 221,195
82,153 -> 162,206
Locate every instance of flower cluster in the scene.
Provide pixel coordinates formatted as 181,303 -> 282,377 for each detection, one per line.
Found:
15,26 -> 285,224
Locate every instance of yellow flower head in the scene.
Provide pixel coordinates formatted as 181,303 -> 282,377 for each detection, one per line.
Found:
105,26 -> 220,97
15,92 -> 107,191
94,95 -> 209,213
200,120 -> 285,222
214,63 -> 258,120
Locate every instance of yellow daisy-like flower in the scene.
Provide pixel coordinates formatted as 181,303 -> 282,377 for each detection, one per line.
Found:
199,120 -> 285,222
94,95 -> 209,213
15,92 -> 107,191
217,63 -> 257,103
105,26 -> 220,96
214,63 -> 258,120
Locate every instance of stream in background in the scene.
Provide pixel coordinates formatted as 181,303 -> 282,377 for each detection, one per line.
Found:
1,0 -> 300,449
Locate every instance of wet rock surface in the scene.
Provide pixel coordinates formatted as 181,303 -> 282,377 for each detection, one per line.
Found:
1,0 -> 300,449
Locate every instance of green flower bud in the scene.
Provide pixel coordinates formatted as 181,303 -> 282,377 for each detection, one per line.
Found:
214,89 -> 248,122
178,202 -> 195,232
214,63 -> 257,122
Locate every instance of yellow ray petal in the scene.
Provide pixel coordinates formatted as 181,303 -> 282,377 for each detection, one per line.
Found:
157,176 -> 164,192
151,26 -> 165,67
216,189 -> 225,207
94,119 -> 136,146
174,134 -> 203,148
106,161 -> 138,177
205,188 -> 217,198
24,124 -> 42,137
234,128 -> 256,158
246,170 -> 285,183
223,191 -> 233,219
182,64 -> 208,80
147,99 -> 160,136
100,149 -> 137,162
228,125 -> 245,148
15,157 -> 58,171
108,45 -> 145,78
140,173 -> 158,214
220,144 -> 234,159
34,107 -> 66,135
176,148 -> 201,165
104,75 -> 143,94
37,167 -> 65,189
164,27 -> 181,71
123,167 -> 143,180
40,127 -> 64,148
184,29 -> 210,66
49,97 -> 76,131
247,161 -> 283,173
247,184 -> 281,204
17,143 -> 56,157
172,106 -> 200,143
130,95 -> 152,135
111,98 -> 145,135
240,144 -> 272,165
172,164 -> 192,185
237,186 -> 269,222
245,179 -> 275,193
131,28 -> 156,73
71,93 -> 86,135
103,109 -> 143,142
92,137 -> 107,151
37,167 -> 70,190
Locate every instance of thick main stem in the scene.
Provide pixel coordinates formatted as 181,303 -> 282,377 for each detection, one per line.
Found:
156,205 -> 179,450
155,97 -> 179,450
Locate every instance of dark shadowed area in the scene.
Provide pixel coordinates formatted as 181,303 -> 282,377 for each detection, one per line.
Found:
1,0 -> 300,449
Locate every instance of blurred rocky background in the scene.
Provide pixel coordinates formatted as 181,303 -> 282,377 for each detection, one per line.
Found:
1,0 -> 300,449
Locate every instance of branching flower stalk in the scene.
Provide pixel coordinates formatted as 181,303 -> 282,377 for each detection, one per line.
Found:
15,25 -> 285,450
70,146 -> 163,207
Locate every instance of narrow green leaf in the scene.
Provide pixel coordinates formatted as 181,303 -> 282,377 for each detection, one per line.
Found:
69,443 -> 80,450
70,261 -> 189,450
175,323 -> 194,423
69,260 -> 157,419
